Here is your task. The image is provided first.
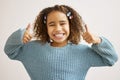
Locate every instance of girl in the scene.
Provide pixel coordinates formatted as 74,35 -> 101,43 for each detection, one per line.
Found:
4,5 -> 118,80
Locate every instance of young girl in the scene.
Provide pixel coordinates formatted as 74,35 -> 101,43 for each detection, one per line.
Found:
4,5 -> 118,80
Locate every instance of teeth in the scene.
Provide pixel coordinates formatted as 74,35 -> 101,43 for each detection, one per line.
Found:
54,34 -> 63,37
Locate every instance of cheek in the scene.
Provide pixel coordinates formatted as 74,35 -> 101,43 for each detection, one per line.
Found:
66,26 -> 70,34
47,27 -> 53,36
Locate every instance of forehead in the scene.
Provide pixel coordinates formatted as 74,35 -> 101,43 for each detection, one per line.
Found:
47,11 -> 68,21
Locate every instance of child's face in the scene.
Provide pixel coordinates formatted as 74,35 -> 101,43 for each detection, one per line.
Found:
47,11 -> 70,46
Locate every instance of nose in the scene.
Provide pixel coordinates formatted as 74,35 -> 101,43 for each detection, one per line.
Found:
55,24 -> 62,31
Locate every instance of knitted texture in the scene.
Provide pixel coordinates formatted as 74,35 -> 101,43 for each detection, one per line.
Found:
4,29 -> 118,80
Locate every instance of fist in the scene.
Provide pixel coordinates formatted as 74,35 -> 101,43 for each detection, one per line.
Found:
82,25 -> 101,44
22,23 -> 33,43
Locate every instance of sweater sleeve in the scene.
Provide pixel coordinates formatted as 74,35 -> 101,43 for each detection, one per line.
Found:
91,37 -> 118,66
4,28 -> 25,60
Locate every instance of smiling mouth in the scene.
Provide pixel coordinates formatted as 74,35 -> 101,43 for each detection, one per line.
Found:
53,33 -> 65,39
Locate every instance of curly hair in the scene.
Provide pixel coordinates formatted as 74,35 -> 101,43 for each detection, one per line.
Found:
34,5 -> 85,44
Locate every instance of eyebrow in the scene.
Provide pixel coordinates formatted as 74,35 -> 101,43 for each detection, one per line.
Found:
59,20 -> 67,23
48,20 -> 67,25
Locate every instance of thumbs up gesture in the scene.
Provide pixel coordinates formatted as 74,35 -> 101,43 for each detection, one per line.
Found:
22,23 -> 33,43
82,25 -> 101,44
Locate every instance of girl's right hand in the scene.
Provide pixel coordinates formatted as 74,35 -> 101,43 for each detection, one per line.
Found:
22,24 -> 33,43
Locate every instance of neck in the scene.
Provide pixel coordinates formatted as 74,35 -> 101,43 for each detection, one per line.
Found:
50,41 -> 68,47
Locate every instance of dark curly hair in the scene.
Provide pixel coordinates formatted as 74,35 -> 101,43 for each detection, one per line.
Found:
34,5 -> 85,44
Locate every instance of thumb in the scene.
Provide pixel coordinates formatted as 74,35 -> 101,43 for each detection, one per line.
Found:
84,24 -> 89,32
26,23 -> 34,34
26,23 -> 31,30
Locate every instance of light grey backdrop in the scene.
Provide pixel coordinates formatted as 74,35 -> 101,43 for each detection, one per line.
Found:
0,0 -> 120,80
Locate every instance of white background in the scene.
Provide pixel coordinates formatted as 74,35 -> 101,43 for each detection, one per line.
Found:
0,0 -> 120,80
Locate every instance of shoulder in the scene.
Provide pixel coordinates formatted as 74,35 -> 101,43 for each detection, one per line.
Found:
69,43 -> 91,52
23,40 -> 47,48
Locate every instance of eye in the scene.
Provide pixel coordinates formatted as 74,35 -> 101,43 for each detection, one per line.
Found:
49,24 -> 55,26
60,22 -> 66,26
48,22 -> 55,27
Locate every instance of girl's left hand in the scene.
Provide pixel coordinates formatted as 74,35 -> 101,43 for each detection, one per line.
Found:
82,25 -> 101,44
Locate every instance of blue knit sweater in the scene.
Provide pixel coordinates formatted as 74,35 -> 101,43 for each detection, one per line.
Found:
4,29 -> 118,80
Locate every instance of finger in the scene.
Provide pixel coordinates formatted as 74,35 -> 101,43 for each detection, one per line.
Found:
82,32 -> 90,39
84,37 -> 93,44
83,35 -> 91,41
23,39 -> 30,43
25,34 -> 32,40
23,33 -> 32,43
26,23 -> 34,35
23,36 -> 32,43
26,23 -> 31,30
23,37 -> 28,43
84,24 -> 89,32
